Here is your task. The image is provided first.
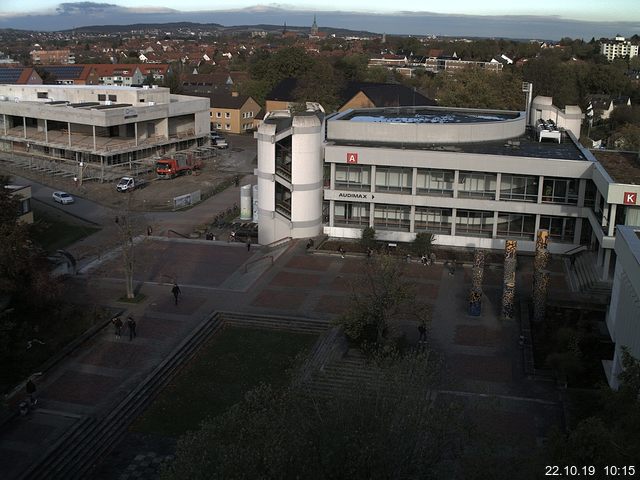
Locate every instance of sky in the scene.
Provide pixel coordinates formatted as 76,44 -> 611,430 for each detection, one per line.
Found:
0,1 -> 638,39
2,0 -> 639,21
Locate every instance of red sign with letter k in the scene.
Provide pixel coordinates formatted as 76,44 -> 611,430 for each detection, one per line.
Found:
624,192 -> 637,205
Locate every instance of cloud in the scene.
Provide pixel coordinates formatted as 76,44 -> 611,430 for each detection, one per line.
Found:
55,2 -> 121,16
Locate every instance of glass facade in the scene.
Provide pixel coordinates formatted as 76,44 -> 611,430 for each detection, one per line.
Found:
542,177 -> 578,205
500,174 -> 539,202
456,209 -> 494,237
414,207 -> 452,234
539,216 -> 576,242
375,167 -> 412,193
334,201 -> 370,227
416,168 -> 454,196
374,204 -> 411,231
335,165 -> 371,191
496,212 -> 536,239
458,172 -> 497,199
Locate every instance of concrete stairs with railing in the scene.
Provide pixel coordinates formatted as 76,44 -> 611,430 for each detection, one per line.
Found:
564,251 -> 612,303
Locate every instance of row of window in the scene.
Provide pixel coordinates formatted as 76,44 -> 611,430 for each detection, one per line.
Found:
333,202 -> 576,242
334,165 -> 579,205
213,123 -> 231,130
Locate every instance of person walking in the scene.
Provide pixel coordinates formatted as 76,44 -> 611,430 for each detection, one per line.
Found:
172,283 -> 181,305
127,316 -> 136,341
338,246 -> 345,259
246,239 -> 251,252
112,316 -> 123,338
418,322 -> 427,343
26,379 -> 37,406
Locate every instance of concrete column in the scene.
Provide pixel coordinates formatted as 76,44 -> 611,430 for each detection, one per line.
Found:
602,249 -> 612,281
608,204 -> 617,236
573,217 -> 583,245
44,119 -> 48,143
410,205 -> 416,233
492,211 -> 499,238
451,208 -> 457,236
411,167 -> 417,196
3,114 -> 6,135
577,179 -> 586,208
453,171 -> 459,198
602,203 -> 609,229
369,202 -> 375,227
330,162 -> 335,190
134,123 -> 138,147
92,125 -> 96,151
370,165 -> 376,193
67,122 -> 71,147
23,117 -> 26,138
329,200 -> 335,227
495,172 -> 501,201
534,214 -> 541,234
537,176 -> 544,203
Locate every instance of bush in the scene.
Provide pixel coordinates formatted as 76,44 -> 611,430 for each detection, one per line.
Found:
360,226 -> 376,250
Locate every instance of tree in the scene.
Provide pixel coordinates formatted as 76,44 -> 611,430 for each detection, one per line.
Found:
359,226 -> 376,250
293,57 -> 345,112
162,350 -> 468,480
437,68 -> 524,110
411,232 -> 435,257
335,255 -> 430,346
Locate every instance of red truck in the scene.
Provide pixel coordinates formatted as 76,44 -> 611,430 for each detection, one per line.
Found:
156,153 -> 202,179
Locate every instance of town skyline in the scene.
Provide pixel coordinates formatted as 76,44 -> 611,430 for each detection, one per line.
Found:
0,2 -> 638,39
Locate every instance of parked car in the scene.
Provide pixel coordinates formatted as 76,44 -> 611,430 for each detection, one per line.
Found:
116,176 -> 146,192
52,191 -> 74,204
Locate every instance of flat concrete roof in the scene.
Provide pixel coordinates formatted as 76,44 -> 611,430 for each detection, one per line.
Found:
592,150 -> 640,185
342,107 -> 518,124
330,128 -> 587,161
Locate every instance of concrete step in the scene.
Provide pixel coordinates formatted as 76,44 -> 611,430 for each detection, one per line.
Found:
220,312 -> 329,334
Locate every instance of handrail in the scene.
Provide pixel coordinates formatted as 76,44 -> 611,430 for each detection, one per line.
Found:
167,229 -> 189,238
244,255 -> 274,273
564,244 -> 587,256
264,236 -> 292,250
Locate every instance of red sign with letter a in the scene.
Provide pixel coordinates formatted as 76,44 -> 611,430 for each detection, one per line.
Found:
346,152 -> 358,164
624,192 -> 637,205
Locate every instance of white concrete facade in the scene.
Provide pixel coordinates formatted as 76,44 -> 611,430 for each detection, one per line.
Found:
606,226 -> 640,389
255,105 -> 325,245
0,84 -> 210,179
600,38 -> 639,61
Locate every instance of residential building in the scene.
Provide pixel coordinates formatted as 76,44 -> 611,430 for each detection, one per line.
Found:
256,97 -> 640,289
207,92 -> 261,134
30,49 -> 75,65
0,68 -> 42,85
586,94 -> 632,121
600,36 -> 639,61
5,184 -> 33,224
339,82 -> 437,112
91,64 -> 170,86
38,65 -> 99,85
0,84 -> 210,180
605,225 -> 640,389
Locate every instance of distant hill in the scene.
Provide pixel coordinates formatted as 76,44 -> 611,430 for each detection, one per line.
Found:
62,21 -> 378,38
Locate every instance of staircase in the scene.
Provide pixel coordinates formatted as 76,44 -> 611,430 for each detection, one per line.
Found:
220,311 -> 329,334
565,251 -> 612,302
20,313 -> 225,480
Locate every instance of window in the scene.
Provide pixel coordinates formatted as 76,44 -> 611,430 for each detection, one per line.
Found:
374,204 -> 411,231
108,94 -> 117,101
496,212 -> 536,239
216,112 -> 221,118
225,112 -> 230,118
20,198 -> 31,215
458,172 -> 497,199
375,167 -> 412,193
415,207 -> 452,234
416,168 -> 454,196
335,165 -> 371,191
334,201 -> 370,227
539,216 -> 576,242
37,92 -> 48,99
456,210 -> 493,237
584,180 -> 596,208
542,178 -> 578,205
225,124 -> 231,130
216,123 -> 222,129
500,175 -> 538,202
98,94 -> 106,101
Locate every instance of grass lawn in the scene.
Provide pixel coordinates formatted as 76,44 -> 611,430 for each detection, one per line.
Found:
31,205 -> 100,253
131,326 -> 318,437
0,304 -> 110,394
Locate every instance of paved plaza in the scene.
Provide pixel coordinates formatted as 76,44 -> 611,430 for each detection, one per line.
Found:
0,233 -> 572,478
